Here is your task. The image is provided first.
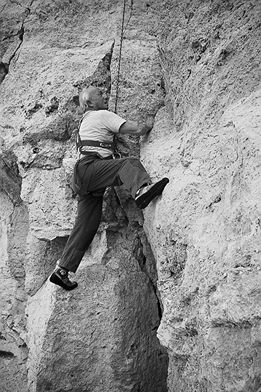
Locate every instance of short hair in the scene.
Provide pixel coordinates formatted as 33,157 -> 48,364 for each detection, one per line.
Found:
79,88 -> 91,111
79,86 -> 99,111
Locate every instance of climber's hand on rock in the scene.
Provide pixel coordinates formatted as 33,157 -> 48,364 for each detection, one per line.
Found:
141,116 -> 154,135
146,115 -> 154,131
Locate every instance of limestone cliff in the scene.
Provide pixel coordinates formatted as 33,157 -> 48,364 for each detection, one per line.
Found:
0,1 -> 260,391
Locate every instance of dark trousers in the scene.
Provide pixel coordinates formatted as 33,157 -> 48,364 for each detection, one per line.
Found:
59,157 -> 150,272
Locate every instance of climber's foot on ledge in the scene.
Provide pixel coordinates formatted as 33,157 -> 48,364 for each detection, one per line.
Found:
49,267 -> 78,291
135,177 -> 169,209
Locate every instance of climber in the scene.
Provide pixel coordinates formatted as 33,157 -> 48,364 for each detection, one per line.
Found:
49,86 -> 169,290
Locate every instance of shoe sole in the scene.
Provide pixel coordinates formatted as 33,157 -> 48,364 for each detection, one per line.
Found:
136,177 -> 169,209
49,273 -> 78,291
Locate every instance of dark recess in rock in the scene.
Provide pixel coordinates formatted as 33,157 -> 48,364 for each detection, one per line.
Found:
0,151 -> 22,205
0,350 -> 15,359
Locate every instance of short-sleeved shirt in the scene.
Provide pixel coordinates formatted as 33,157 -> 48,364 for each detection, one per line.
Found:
79,110 -> 126,158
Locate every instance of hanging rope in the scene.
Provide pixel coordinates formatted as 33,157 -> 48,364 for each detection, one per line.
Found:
114,0 -> 127,114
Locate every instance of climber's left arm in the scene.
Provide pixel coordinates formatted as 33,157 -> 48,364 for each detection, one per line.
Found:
119,117 -> 154,136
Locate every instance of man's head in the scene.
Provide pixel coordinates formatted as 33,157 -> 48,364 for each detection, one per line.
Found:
79,86 -> 108,112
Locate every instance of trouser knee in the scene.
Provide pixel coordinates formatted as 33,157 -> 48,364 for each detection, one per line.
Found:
127,158 -> 141,166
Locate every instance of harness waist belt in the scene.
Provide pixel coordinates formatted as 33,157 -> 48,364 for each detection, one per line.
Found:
80,140 -> 114,150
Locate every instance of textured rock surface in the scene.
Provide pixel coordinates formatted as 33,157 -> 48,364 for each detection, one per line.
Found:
141,1 -> 261,391
0,0 -> 261,391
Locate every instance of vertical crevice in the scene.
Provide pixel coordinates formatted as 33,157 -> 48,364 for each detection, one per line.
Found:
0,61 -> 9,84
105,190 -> 169,391
0,0 -> 35,85
0,151 -> 22,206
134,232 -> 165,322
6,24 -> 24,66
73,40 -> 115,99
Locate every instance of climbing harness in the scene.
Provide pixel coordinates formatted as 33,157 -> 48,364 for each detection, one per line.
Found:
78,140 -> 114,151
75,115 -> 115,157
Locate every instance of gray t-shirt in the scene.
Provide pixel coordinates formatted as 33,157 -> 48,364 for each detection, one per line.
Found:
79,110 -> 126,158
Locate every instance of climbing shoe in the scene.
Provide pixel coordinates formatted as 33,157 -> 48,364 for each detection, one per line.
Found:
135,177 -> 169,209
49,267 -> 78,291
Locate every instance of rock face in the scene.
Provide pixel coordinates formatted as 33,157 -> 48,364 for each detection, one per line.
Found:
141,1 -> 261,391
0,0 -> 260,391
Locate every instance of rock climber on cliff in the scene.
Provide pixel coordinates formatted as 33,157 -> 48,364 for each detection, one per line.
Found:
49,86 -> 169,290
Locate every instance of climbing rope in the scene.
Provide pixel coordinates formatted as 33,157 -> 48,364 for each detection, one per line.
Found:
114,0 -> 128,114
